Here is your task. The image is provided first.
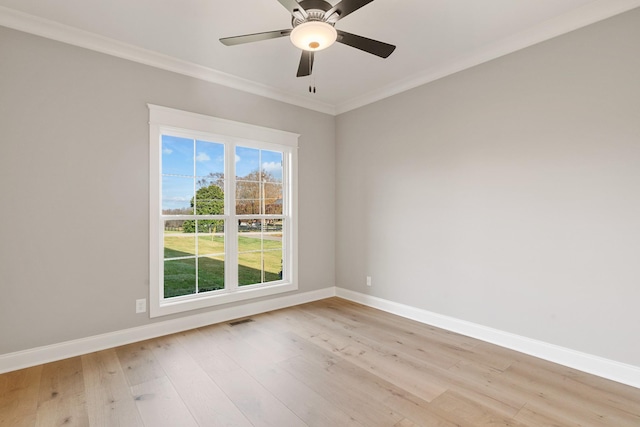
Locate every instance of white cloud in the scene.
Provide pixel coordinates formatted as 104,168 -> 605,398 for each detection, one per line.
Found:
196,152 -> 210,162
235,154 -> 241,163
262,161 -> 281,172
162,148 -> 173,154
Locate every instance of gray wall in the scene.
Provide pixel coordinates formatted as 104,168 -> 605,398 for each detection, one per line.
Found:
2,7 -> 639,369
0,26 -> 335,354
336,9 -> 640,366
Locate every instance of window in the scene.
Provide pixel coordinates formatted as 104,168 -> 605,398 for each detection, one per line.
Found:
149,105 -> 298,317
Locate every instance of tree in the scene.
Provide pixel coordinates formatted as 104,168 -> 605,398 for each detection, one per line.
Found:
197,172 -> 224,190
183,184 -> 224,233
236,170 -> 282,215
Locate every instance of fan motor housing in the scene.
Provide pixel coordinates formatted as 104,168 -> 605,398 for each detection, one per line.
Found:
292,0 -> 335,27
219,0 -> 396,78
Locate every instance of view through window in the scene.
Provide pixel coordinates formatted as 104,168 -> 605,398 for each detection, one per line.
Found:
149,105 -> 298,317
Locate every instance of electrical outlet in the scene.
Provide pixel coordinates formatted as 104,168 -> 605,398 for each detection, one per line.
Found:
366,276 -> 372,287
136,298 -> 146,314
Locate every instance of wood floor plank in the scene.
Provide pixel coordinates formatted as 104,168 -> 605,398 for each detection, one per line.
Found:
296,302 -> 462,370
307,299 -> 513,371
276,305 -> 450,402
173,327 -> 242,378
220,321 -> 302,367
250,320 -> 449,426
115,341 -> 165,388
514,404 -> 583,427
196,321 -> 293,372
289,341 -> 458,426
280,354 -> 405,426
444,360 -> 532,416
297,302 -> 528,416
265,318 -> 453,426
211,368 -> 307,427
149,334 -> 253,427
509,357 -> 640,418
35,392 -> 88,427
0,365 -> 42,427
268,304 -> 446,401
429,390 -> 530,426
35,357 -> 89,427
318,298 -> 481,350
1,298 -> 639,427
130,376 -> 198,427
80,349 -> 144,427
450,356 -> 633,426
248,364 -> 364,426
502,361 -> 640,426
258,304 -> 465,424
394,419 -> 421,427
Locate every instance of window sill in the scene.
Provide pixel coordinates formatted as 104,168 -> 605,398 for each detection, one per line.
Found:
149,281 -> 298,318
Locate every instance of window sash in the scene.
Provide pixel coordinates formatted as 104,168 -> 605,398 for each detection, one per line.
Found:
149,104 -> 298,317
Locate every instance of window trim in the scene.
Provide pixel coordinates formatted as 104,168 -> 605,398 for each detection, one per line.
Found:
149,104 -> 299,317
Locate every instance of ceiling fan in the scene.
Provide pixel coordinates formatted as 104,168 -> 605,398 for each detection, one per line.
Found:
219,0 -> 396,78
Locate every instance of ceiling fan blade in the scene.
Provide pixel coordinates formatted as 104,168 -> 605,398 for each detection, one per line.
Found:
324,0 -> 374,21
336,30 -> 396,58
276,0 -> 307,17
296,51 -> 314,77
220,29 -> 291,46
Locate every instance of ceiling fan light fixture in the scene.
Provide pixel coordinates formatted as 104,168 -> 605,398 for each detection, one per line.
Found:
290,21 -> 337,51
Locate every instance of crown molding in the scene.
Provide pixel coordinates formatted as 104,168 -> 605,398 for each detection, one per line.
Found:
2,1 -> 639,116
0,6 -> 336,116
335,0 -> 640,114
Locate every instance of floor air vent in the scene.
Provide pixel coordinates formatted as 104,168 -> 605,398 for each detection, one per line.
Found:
228,318 -> 254,326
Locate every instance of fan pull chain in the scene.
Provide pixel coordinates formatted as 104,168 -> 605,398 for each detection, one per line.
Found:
308,53 -> 316,94
308,76 -> 316,94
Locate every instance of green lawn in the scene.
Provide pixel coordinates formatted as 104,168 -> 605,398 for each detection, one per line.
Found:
163,233 -> 282,298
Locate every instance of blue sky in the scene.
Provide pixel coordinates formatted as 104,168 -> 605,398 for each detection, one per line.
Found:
235,146 -> 283,180
161,135 -> 282,211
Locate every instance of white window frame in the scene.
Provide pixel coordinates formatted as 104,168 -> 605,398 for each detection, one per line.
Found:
149,104 -> 299,317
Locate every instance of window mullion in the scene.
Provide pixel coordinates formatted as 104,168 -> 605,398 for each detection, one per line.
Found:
259,150 -> 264,284
192,139 -> 199,295
227,142 -> 238,291
282,152 -> 290,282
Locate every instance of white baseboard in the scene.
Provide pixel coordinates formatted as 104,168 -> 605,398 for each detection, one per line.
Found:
335,287 -> 640,389
3,285 -> 639,390
0,287 -> 336,374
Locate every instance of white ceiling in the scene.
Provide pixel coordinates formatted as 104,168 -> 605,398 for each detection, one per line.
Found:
1,0 -> 639,114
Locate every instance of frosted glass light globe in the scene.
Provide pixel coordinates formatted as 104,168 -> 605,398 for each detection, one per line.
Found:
290,21 -> 337,51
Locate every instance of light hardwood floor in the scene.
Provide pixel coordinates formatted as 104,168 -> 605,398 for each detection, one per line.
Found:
1,297 -> 639,426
